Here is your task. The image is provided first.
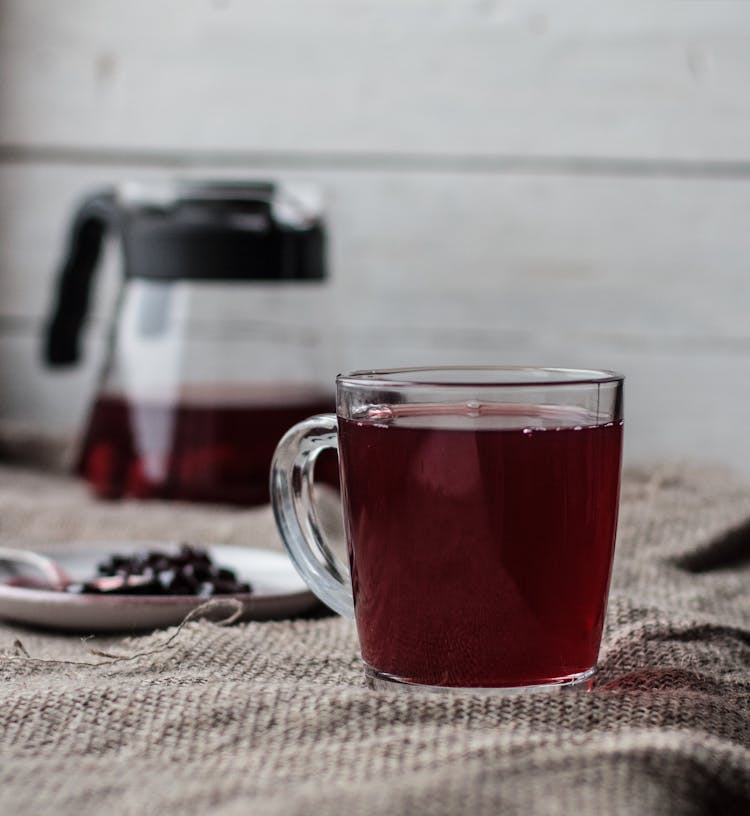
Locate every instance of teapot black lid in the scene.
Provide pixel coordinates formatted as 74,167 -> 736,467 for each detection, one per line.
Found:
122,180 -> 326,282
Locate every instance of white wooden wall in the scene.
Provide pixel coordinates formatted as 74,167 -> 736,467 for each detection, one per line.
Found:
2,0 -> 750,473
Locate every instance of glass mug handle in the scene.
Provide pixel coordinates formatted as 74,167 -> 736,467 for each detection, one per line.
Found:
270,413 -> 355,619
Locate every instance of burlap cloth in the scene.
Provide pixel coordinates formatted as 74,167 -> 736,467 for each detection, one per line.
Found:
0,451 -> 748,814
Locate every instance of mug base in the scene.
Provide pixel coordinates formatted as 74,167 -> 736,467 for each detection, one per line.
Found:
364,664 -> 596,694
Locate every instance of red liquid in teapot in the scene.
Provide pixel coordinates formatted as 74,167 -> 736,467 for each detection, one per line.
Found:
338,407 -> 623,688
79,386 -> 335,505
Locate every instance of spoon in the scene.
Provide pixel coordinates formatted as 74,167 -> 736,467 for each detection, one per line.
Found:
0,546 -> 72,590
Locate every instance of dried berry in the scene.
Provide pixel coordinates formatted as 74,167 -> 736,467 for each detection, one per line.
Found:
66,544 -> 252,596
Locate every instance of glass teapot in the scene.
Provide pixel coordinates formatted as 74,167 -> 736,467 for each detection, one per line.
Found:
44,180 -> 333,506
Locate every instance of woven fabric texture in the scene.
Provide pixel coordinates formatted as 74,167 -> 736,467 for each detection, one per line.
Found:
0,462 -> 748,816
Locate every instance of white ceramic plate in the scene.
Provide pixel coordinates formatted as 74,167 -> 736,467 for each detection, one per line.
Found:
0,543 -> 319,632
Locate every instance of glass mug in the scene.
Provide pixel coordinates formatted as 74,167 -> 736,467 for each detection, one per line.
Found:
271,367 -> 624,692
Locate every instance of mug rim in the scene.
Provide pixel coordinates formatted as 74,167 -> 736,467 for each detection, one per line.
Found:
336,366 -> 624,389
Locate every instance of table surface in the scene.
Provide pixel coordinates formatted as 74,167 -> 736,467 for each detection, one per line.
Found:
0,461 -> 749,816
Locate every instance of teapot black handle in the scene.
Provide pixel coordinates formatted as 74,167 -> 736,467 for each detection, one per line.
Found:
43,189 -> 119,366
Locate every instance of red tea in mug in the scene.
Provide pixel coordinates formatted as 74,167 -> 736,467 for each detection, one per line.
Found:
272,367 -> 625,692
338,407 -> 622,688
